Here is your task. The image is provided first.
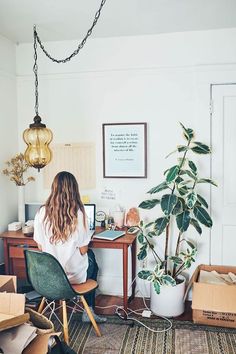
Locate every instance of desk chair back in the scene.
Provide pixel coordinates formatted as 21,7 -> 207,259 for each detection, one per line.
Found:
24,249 -> 102,343
24,249 -> 76,301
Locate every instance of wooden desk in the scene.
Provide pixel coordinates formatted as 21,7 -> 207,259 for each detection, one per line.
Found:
0,227 -> 137,317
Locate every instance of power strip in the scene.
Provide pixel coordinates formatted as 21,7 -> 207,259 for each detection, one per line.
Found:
142,310 -> 152,318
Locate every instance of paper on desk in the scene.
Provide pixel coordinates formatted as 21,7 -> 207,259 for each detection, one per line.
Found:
0,323 -> 37,354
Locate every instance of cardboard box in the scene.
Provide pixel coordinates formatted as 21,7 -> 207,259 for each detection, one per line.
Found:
0,275 -> 29,331
189,264 -> 236,328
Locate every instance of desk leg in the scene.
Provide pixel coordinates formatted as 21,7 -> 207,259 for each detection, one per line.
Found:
123,244 -> 128,319
3,239 -> 9,274
130,238 -> 136,301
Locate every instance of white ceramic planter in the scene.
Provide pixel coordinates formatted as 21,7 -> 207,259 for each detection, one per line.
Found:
150,275 -> 186,317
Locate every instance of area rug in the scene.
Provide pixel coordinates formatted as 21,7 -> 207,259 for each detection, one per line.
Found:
59,315 -> 236,354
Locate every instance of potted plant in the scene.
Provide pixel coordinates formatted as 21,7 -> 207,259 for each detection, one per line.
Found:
132,123 -> 216,317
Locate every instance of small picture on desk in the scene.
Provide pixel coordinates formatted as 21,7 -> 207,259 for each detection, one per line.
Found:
93,230 -> 125,241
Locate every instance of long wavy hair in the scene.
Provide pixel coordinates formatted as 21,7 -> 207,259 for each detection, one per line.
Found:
43,171 -> 86,244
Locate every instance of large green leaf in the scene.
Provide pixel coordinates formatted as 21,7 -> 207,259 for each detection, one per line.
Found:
144,221 -> 155,229
172,198 -> 183,215
153,280 -> 161,294
177,185 -> 189,196
197,178 -> 218,187
147,231 -> 157,238
139,199 -> 160,209
154,217 -> 169,235
178,179 -> 193,187
169,256 -> 183,265
138,270 -> 152,280
193,206 -> 213,228
188,160 -> 197,174
137,246 -> 147,260
166,165 -> 179,183
191,142 -> 211,154
138,232 -> 145,244
175,176 -> 183,184
165,149 -> 177,159
186,191 -> 197,209
161,194 -> 178,215
186,240 -> 196,250
177,145 -> 188,153
180,122 -> 195,141
162,275 -> 176,286
176,210 -> 191,232
127,226 -> 140,233
147,181 -> 169,194
184,170 -> 197,180
197,194 -> 208,209
190,218 -> 202,234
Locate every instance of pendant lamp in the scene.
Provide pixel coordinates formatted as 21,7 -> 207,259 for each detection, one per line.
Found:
23,0 -> 107,171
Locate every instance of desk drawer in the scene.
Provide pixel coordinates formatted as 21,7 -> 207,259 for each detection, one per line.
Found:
9,246 -> 38,259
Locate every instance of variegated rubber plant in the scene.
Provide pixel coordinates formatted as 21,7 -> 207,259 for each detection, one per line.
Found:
130,123 -> 216,294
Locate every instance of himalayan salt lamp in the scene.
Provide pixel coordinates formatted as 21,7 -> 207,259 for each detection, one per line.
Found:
125,207 -> 140,227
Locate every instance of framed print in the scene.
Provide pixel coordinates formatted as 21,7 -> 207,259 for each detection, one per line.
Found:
103,122 -> 147,178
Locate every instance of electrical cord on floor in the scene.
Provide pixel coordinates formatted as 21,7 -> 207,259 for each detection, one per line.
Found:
95,276 -> 173,333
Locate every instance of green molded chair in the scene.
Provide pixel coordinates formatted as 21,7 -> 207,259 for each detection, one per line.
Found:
24,249 -> 101,344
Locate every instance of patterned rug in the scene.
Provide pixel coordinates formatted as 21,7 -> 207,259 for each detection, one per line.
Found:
62,315 -> 236,354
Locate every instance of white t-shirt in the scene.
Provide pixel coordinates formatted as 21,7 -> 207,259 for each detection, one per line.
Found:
33,206 -> 91,284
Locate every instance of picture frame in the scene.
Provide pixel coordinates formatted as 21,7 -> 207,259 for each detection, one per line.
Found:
102,122 -> 147,178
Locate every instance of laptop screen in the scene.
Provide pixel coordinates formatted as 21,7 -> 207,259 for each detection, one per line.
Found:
84,204 -> 96,230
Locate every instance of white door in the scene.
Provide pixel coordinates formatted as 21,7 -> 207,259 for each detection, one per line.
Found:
211,84 -> 236,265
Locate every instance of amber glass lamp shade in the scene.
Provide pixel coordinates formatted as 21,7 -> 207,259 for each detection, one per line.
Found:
23,115 -> 53,171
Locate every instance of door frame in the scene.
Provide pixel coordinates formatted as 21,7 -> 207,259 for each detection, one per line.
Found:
209,82 -> 236,264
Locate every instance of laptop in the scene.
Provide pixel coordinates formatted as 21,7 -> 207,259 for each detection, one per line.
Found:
84,204 -> 96,238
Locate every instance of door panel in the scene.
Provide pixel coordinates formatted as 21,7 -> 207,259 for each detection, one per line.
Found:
211,84 -> 236,265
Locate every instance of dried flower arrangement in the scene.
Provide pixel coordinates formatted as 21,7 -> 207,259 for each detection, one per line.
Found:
2,153 -> 35,186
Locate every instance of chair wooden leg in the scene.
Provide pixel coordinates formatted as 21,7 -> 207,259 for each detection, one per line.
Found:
38,297 -> 46,313
62,300 -> 69,345
59,300 -> 63,321
80,295 -> 102,337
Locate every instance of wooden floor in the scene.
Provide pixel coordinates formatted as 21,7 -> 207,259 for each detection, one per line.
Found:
94,294 -> 192,321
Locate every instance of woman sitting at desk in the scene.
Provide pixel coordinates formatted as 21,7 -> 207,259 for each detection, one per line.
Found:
33,171 -> 106,323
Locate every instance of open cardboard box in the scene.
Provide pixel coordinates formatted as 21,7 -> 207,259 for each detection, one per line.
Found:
0,275 -> 29,331
0,276 -> 57,354
187,264 -> 236,328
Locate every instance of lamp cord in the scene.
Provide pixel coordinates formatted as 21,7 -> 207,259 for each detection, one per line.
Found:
33,29 -> 39,116
32,0 -> 107,117
34,0 -> 107,64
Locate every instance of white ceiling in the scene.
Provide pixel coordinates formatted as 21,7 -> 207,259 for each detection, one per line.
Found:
0,0 -> 236,44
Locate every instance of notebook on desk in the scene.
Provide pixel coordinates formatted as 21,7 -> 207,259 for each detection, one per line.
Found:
93,230 -> 125,241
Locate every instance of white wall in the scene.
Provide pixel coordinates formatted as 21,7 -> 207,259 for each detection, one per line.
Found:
16,28 -> 236,295
0,35 -> 18,263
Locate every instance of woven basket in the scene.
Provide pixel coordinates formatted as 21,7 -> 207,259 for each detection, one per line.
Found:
25,307 -> 54,335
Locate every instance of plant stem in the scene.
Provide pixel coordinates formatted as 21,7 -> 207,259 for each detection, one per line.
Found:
165,139 -> 191,276
175,231 -> 183,256
164,223 -> 170,273
143,234 -> 162,263
172,231 -> 183,277
174,263 -> 186,279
